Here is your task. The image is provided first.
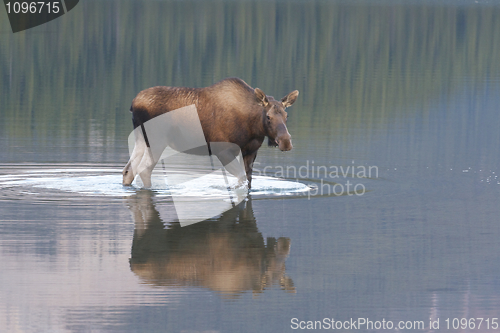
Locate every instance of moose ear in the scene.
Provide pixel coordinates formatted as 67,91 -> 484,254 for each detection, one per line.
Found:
255,88 -> 269,106
281,90 -> 299,108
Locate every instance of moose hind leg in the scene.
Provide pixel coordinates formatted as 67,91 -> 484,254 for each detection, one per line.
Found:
123,138 -> 147,185
122,160 -> 134,185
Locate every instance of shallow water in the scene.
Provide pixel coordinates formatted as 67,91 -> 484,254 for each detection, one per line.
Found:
2,0 -> 500,332
0,166 -> 310,198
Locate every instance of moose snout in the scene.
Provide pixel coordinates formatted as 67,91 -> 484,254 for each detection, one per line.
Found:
274,123 -> 293,151
276,134 -> 293,151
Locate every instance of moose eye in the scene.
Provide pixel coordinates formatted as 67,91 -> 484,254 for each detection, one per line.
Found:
267,115 -> 271,121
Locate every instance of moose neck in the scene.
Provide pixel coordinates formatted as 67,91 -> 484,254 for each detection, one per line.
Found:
252,107 -> 268,141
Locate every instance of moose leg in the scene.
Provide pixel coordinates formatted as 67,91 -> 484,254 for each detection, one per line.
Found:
136,147 -> 156,188
243,152 -> 257,189
123,136 -> 147,185
211,143 -> 247,186
122,160 -> 133,184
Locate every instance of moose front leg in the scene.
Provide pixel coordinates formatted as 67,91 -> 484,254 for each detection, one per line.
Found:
243,152 -> 257,189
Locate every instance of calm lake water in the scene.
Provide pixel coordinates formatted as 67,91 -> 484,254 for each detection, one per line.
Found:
2,0 -> 500,332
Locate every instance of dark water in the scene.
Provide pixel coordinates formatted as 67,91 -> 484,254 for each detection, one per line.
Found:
2,0 -> 500,332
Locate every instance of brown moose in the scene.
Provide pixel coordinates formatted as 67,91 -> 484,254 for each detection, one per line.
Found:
122,78 -> 299,188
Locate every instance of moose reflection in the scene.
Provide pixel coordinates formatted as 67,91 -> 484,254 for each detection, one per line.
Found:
127,191 -> 295,296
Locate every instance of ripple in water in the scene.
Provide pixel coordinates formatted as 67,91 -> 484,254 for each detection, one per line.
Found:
0,165 -> 311,203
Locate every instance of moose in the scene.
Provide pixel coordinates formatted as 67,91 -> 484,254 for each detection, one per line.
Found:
122,78 -> 299,188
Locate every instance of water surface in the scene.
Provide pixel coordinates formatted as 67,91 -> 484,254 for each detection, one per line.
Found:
1,0 -> 500,332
